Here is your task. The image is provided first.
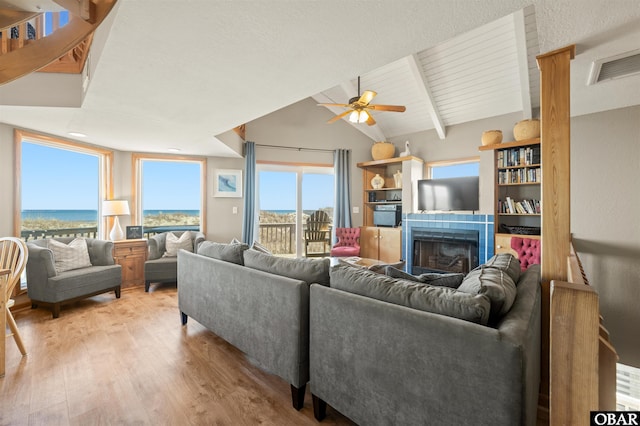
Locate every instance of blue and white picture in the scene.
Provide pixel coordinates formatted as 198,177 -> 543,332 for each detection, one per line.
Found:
214,169 -> 242,197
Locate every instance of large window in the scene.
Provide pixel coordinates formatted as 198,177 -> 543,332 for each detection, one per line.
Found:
132,154 -> 207,235
15,130 -> 113,241
257,164 -> 334,257
426,157 -> 480,179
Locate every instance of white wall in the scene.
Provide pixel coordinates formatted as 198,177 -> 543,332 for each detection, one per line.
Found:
0,123 -> 16,237
571,105 -> 640,368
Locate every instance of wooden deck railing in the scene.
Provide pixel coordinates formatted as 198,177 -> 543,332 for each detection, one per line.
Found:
259,223 -> 296,255
549,242 -> 618,425
21,226 -> 98,241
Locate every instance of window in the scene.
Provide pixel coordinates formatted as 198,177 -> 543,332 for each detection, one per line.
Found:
15,130 -> 113,241
132,154 -> 207,235
426,157 -> 480,179
257,163 -> 334,257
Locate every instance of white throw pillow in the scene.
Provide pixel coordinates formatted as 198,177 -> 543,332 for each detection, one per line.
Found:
164,232 -> 193,257
48,237 -> 92,274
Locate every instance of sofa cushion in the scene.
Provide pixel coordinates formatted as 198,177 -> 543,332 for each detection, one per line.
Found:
330,264 -> 491,325
197,241 -> 249,265
243,249 -> 330,286
457,266 -> 517,324
385,266 -> 464,289
472,253 -> 521,283
164,231 -> 194,257
48,237 -> 92,273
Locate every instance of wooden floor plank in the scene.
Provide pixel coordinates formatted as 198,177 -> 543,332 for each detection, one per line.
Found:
1,286 -> 354,425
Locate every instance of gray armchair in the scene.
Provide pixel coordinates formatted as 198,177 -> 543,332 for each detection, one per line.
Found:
144,231 -> 205,292
26,237 -> 122,318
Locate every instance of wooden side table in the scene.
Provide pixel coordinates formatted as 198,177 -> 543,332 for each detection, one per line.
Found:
112,239 -> 147,288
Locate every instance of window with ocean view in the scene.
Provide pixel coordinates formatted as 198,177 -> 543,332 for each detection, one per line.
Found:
18,134 -> 112,242
134,156 -> 205,234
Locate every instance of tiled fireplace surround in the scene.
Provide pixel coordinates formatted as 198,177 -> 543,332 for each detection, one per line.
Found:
402,213 -> 495,273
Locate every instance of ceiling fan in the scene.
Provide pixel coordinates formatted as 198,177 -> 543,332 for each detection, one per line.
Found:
318,76 -> 406,126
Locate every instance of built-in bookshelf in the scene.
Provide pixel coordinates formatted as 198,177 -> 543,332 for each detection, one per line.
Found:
480,137 -> 541,240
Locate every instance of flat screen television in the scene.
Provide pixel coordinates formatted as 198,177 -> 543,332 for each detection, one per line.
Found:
417,176 -> 479,212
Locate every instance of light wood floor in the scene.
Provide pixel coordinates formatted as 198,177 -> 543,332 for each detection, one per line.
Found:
1,285 -> 354,425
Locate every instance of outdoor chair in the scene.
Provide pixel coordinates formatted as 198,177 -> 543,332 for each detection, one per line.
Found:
304,210 -> 331,257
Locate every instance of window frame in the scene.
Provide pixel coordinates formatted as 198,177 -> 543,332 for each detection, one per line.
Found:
131,153 -> 207,234
13,129 -> 114,239
425,156 -> 480,179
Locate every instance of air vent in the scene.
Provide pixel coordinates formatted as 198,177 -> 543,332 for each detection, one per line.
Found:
587,49 -> 640,85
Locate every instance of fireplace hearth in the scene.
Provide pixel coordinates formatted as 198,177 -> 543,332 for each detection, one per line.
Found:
412,228 -> 479,274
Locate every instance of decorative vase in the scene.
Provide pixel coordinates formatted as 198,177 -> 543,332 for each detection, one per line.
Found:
513,119 -> 540,141
371,141 -> 395,161
371,173 -> 385,190
393,170 -> 402,188
481,130 -> 502,146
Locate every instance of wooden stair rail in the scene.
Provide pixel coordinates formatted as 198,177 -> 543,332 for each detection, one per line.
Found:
549,243 -> 618,425
0,0 -> 116,85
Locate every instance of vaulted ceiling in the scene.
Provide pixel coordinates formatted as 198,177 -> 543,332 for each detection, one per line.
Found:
1,1 -> 639,156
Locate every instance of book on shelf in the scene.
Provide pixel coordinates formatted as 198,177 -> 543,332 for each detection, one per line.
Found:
498,197 -> 540,214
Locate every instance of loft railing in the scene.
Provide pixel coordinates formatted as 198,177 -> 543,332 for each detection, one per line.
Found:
0,0 -> 117,85
549,242 -> 618,424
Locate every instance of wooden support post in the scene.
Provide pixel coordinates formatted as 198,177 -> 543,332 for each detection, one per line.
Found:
535,45 -> 575,421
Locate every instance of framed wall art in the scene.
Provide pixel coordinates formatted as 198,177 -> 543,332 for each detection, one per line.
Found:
213,169 -> 242,197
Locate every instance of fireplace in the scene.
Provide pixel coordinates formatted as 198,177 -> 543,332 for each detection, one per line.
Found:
412,228 -> 479,274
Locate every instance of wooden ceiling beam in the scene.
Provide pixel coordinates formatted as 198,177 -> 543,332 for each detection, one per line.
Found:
406,54 -> 446,140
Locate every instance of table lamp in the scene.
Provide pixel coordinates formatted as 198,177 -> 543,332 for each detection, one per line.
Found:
103,200 -> 130,241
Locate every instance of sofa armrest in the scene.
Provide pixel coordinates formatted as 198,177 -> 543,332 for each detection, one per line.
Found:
26,244 -> 57,301
86,239 -> 115,266
193,232 -> 205,251
147,234 -> 164,260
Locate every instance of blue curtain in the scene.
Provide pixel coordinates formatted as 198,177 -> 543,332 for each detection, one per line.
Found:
333,149 -> 352,237
241,141 -> 257,244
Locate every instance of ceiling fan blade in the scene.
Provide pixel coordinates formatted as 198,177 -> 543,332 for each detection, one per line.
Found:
318,103 -> 350,108
368,104 -> 406,112
356,90 -> 377,106
327,110 -> 351,124
366,114 -> 376,126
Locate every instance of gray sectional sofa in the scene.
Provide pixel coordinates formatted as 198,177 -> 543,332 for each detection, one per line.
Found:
177,243 -> 540,421
310,258 -> 542,425
177,242 -> 330,410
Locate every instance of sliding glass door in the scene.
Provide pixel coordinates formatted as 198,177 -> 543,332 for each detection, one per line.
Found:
257,164 -> 334,257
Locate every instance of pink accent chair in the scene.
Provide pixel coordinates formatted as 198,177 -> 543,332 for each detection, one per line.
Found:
510,237 -> 541,271
330,228 -> 361,257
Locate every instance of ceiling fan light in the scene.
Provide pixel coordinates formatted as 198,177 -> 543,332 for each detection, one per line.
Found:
349,110 -> 369,123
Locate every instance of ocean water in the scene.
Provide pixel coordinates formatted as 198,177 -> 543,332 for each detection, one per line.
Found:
21,209 -> 200,221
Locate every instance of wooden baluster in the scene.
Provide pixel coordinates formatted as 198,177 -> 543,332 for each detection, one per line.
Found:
1,29 -> 7,54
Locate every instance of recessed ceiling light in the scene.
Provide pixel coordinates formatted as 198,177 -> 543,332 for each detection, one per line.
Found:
68,131 -> 87,138
168,148 -> 181,152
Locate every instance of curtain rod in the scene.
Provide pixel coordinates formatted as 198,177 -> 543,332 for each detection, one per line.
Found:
253,143 -> 336,153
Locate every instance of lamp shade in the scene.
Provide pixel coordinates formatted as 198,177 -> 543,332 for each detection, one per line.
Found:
102,200 -> 130,216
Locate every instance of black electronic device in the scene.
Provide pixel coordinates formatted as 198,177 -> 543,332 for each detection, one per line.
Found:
417,176 -> 479,212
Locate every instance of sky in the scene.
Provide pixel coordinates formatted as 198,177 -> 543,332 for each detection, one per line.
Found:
21,142 -> 334,212
21,141 -> 475,212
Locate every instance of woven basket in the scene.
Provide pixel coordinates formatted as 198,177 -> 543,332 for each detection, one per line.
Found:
371,141 -> 395,160
481,130 -> 503,146
513,119 -> 540,141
